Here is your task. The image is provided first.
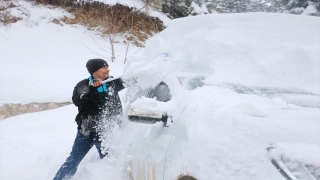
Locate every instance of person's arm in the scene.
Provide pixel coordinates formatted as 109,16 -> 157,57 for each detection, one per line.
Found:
72,79 -> 95,107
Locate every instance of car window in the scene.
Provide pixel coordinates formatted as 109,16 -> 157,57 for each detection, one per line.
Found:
147,82 -> 171,102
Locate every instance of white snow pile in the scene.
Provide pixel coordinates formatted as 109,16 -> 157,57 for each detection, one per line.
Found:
1,1 -> 320,180
124,13 -> 320,95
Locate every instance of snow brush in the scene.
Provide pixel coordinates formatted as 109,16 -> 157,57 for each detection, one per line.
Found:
89,75 -> 123,86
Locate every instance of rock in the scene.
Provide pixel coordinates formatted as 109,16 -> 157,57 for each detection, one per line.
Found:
0,114 -> 5,120
161,0 -> 191,19
0,105 -> 7,114
38,103 -> 47,111
9,103 -> 19,110
28,104 -> 40,112
0,102 -> 71,120
48,103 -> 59,110
19,104 -> 28,113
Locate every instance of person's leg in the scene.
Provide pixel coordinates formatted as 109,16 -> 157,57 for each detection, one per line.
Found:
93,132 -> 108,159
53,131 -> 94,180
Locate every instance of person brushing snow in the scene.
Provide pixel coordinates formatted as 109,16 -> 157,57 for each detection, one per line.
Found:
53,59 -> 125,180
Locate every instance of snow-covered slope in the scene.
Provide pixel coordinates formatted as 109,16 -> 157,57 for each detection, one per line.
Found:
1,1 -> 319,180
0,0 -> 140,105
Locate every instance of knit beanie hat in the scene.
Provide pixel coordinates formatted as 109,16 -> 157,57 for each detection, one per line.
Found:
86,59 -> 108,74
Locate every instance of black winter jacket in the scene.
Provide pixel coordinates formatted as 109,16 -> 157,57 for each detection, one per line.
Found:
72,77 -> 125,137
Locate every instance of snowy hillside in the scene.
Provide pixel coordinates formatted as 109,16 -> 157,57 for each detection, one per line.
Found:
1,1 -> 320,180
0,0 -> 142,105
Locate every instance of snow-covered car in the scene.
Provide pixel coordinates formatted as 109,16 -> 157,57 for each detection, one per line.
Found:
121,12 -> 319,180
124,76 -> 320,180
267,147 -> 320,180
125,83 -> 320,180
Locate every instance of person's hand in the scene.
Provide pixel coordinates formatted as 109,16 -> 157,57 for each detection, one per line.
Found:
89,79 -> 103,87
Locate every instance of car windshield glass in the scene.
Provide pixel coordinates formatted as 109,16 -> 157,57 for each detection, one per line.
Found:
147,82 -> 171,102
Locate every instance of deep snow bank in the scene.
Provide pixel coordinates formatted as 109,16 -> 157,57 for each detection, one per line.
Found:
124,12 -> 320,94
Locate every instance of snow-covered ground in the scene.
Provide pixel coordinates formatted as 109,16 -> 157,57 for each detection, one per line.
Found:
1,1 -> 319,180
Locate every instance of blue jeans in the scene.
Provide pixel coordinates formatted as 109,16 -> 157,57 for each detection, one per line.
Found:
53,131 -> 107,180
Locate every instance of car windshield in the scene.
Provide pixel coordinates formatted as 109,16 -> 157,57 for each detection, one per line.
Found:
147,82 -> 171,102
